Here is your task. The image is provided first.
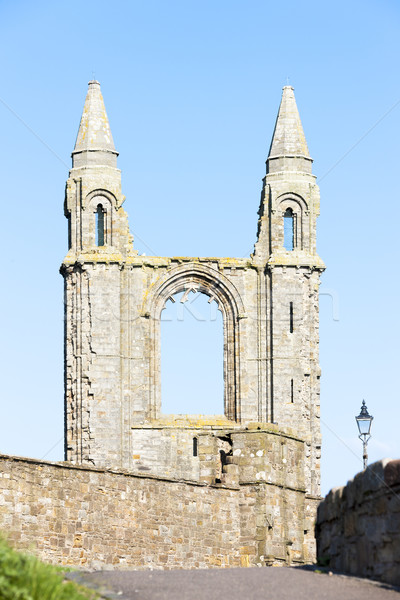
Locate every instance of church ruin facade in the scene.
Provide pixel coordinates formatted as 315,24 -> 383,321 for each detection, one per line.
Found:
60,81 -> 325,564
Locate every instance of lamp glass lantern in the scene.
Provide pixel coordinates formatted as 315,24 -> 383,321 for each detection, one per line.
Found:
355,400 -> 373,437
355,400 -> 373,469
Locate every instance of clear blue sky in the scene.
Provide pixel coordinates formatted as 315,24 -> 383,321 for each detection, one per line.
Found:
0,0 -> 399,496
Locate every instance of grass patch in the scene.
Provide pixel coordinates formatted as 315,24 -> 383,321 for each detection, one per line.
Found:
0,536 -> 98,600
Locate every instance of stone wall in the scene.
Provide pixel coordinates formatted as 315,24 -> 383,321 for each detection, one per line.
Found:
0,453 -> 316,569
316,459 -> 400,586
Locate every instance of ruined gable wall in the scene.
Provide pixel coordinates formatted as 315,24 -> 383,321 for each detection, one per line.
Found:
64,256 -> 263,469
64,255 -> 321,493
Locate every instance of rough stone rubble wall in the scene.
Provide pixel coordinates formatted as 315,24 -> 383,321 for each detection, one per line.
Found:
316,459 -> 400,586
0,454 -> 315,569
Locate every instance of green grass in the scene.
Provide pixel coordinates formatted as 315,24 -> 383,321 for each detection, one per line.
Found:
0,537 -> 98,600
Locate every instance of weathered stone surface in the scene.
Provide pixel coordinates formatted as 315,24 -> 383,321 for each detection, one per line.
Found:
0,454 -> 313,569
55,82 -> 325,567
316,459 -> 400,586
384,459 -> 400,487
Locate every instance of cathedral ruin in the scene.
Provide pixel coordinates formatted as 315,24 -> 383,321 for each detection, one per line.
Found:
58,81 -> 325,564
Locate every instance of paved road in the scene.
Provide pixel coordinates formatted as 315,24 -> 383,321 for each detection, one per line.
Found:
68,566 -> 400,600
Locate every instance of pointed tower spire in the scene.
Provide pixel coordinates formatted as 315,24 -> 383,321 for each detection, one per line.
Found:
72,80 -> 118,168
267,86 -> 312,174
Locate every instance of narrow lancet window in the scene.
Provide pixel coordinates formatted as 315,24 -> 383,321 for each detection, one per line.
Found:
284,208 -> 294,251
193,437 -> 198,457
96,204 -> 105,246
67,215 -> 72,250
290,302 -> 294,333
291,379 -> 294,403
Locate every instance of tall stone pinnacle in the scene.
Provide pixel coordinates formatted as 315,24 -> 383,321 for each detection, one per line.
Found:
267,86 -> 312,174
72,80 -> 118,168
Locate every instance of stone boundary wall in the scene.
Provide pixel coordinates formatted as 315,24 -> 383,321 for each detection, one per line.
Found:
316,459 -> 400,586
0,455 -> 242,569
0,454 -> 315,569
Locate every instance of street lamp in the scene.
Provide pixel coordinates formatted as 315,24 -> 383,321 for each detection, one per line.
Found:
355,400 -> 373,470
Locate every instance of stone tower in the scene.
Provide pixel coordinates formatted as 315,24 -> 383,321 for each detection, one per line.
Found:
253,86 -> 325,495
61,82 -> 324,562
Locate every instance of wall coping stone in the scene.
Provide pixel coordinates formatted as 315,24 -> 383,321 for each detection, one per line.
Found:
131,422 -> 305,442
0,453 -> 309,494
317,459 -> 398,524
0,454 -> 235,489
384,459 -> 400,487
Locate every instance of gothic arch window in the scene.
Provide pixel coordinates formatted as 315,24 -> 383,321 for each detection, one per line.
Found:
96,204 -> 105,246
144,263 -> 245,422
86,192 -> 114,248
278,194 -> 308,251
284,208 -> 295,251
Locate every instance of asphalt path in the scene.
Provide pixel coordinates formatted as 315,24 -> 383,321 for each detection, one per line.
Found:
68,566 -> 400,600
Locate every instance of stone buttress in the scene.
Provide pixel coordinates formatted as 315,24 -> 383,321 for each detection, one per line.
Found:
61,82 -> 325,565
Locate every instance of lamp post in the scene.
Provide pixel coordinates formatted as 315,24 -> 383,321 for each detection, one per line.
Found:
355,400 -> 373,470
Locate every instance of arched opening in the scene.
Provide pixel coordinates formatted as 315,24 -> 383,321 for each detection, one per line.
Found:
96,204 -> 105,246
160,290 -> 224,415
147,263 -> 245,422
284,208 -> 294,250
